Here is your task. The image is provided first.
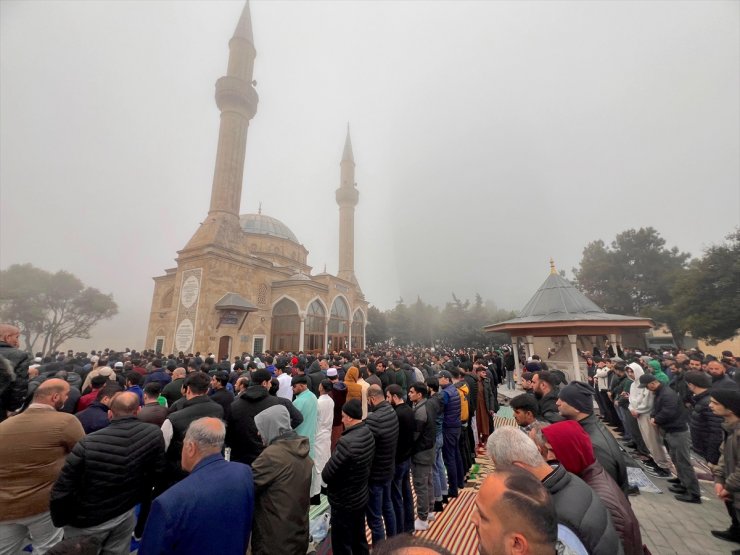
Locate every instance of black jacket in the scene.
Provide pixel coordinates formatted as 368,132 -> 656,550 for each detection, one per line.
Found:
322,422 -> 375,511
50,416 -> 165,528
411,398 -> 436,465
365,401 -> 399,482
138,402 -> 169,427
226,385 -> 280,465
712,374 -> 738,391
165,395 -> 223,484
393,402 -> 416,463
689,390 -> 724,464
542,463 -> 623,555
463,373 -> 479,418
538,391 -> 564,424
210,387 -> 234,420
651,384 -> 689,433
579,413 -> 629,493
0,342 -> 30,420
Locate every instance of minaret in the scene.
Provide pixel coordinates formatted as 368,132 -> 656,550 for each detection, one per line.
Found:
336,125 -> 359,283
185,1 -> 258,251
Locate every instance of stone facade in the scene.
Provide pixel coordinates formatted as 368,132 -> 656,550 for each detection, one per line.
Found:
145,2 -> 367,358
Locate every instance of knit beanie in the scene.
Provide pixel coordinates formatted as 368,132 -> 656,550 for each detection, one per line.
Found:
558,381 -> 595,414
342,399 -> 363,420
710,389 -> 740,417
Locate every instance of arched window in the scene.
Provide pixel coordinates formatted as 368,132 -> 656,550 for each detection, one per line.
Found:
271,298 -> 300,352
304,300 -> 326,353
351,310 -> 364,350
328,297 -> 350,351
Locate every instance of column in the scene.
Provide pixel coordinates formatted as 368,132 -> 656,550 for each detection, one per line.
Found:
609,333 -> 617,358
568,334 -> 582,382
511,336 -> 520,381
526,335 -> 535,359
298,313 -> 306,352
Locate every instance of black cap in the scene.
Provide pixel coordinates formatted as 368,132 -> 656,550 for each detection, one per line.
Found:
638,374 -> 658,388
342,399 -> 363,420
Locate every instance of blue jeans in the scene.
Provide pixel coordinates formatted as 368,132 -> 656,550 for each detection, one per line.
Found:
506,370 -> 514,390
442,427 -> 461,497
366,480 -> 396,544
391,459 -> 414,533
433,432 -> 447,499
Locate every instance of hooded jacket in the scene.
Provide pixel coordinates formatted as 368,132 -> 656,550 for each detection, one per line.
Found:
0,343 -> 30,420
345,367 -> 369,419
226,384 -> 281,465
647,360 -> 669,385
322,421 -> 375,511
628,364 -> 652,415
251,406 -> 313,555
689,390 -> 724,464
543,421 -> 642,555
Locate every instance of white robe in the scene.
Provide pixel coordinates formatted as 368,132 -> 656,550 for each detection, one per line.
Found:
315,394 -> 335,489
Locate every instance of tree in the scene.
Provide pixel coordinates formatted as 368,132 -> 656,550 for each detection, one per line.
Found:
573,227 -> 689,345
671,229 -> 740,344
365,305 -> 389,345
0,264 -> 118,353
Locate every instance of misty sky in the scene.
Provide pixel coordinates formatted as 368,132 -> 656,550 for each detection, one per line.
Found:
1,0 -> 738,350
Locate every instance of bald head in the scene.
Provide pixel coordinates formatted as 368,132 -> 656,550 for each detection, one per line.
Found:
368,384 -> 384,400
182,417 -> 226,472
33,378 -> 70,410
0,324 -> 20,347
172,367 -> 186,379
109,391 -> 140,417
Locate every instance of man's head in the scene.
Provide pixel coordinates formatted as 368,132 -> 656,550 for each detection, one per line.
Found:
181,417 -> 225,472
319,378 -> 333,396
685,371 -> 712,394
97,382 -> 124,407
342,399 -> 363,428
375,360 -> 386,373
235,376 -> 249,394
108,391 -> 140,419
688,356 -> 703,371
291,375 -> 308,395
210,371 -> 228,391
125,372 -> 142,388
707,360 -> 727,379
32,378 -> 70,410
409,382 -> 428,404
438,370 -> 452,387
368,384 -> 384,406
510,394 -> 539,427
0,324 -> 20,348
520,372 -> 534,392
532,372 -> 557,400
143,382 -> 162,403
172,367 -> 186,380
386,384 -> 404,406
486,427 -> 552,478
255,405 -> 291,447
710,389 -> 740,421
556,381 -> 595,420
184,372 -> 211,399
638,374 -> 660,392
472,469 -> 558,555
319,358 -> 329,371
251,369 -> 272,389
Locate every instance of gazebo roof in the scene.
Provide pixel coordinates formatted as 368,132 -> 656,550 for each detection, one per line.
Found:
215,292 -> 258,312
485,261 -> 653,334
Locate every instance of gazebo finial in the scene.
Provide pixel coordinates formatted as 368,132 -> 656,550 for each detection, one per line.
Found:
550,258 -> 557,275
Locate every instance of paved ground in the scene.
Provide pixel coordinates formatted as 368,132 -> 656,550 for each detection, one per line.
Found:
497,385 -> 740,555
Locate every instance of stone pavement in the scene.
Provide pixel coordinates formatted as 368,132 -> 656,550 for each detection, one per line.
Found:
497,385 -> 740,555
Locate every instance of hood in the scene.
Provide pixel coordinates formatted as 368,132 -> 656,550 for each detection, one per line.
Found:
628,362 -> 644,381
244,384 -> 269,402
274,431 -> 311,457
647,359 -> 662,373
541,420 -> 595,475
332,382 -> 347,391
255,405 -> 292,446
345,366 -> 360,384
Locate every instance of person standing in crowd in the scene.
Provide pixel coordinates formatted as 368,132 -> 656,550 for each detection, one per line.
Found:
556,381 -> 629,494
425,377 -> 448,513
251,405 -> 312,555
685,371 -> 724,464
292,375 -> 320,501
139,382 -> 169,427
161,367 -> 185,406
0,379 -> 85,554
451,369 -> 472,476
471,468 -> 559,555
510,394 -> 542,432
474,360 -> 497,448
160,372 -> 223,489
502,347 -> 515,391
75,382 -> 123,434
708,359 -> 739,391
315,379 -> 335,489
439,370 -> 463,498
532,371 -> 564,424
486,427 -> 621,555
327,368 -> 347,452
208,370 -> 234,419
274,358 -> 293,399
50,392 -> 165,553
641,373 -> 701,503
125,372 -> 144,405
345,366 -> 369,419
387,384 -> 415,534
365,384 -> 399,544
139,418 -> 254,555
76,375 -> 108,412
710,389 -> 740,549
322,399 -> 375,555
0,324 -> 30,421
409,382 -> 436,531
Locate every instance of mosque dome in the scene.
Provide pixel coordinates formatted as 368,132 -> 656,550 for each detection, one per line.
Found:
239,213 -> 299,244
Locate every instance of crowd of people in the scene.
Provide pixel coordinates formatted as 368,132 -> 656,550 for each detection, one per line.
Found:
1,319 -> 739,555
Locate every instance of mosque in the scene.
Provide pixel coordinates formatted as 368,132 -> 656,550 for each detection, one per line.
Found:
145,2 -> 368,358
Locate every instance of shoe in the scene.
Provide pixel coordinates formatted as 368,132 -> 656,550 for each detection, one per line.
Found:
414,518 -> 429,531
442,495 -> 449,504
427,512 -> 436,522
434,501 -> 444,512
624,441 -> 637,449
668,485 -> 687,494
710,529 -> 740,543
310,494 -> 321,505
667,477 -> 682,485
627,485 -> 640,496
674,493 -> 701,504
653,467 -> 672,478
132,532 -> 142,542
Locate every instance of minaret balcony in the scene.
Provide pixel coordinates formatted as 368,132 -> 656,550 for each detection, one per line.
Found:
215,76 -> 258,118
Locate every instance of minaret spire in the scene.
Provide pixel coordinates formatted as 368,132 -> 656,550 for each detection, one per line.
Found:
186,1 -> 258,252
336,126 -> 359,283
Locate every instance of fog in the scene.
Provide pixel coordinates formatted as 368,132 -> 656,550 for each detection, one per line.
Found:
1,0 -> 738,350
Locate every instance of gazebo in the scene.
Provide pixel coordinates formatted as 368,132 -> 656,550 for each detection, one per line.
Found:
484,260 -> 653,382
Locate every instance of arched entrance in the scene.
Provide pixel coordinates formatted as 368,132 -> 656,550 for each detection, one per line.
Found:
304,300 -> 326,353
271,298 -> 300,352
218,335 -> 232,361
328,297 -> 349,351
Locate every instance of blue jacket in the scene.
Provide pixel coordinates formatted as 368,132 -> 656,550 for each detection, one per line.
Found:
145,370 -> 172,388
139,454 -> 254,555
441,383 -> 461,429
75,401 -> 110,434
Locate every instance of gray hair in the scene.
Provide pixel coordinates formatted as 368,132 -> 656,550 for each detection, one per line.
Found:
486,426 -> 544,467
184,417 -> 225,452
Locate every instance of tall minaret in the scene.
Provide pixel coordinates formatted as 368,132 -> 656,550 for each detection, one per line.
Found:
185,1 -> 258,251
336,125 -> 359,283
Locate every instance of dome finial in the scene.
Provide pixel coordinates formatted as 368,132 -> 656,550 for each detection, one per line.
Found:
258,201 -> 262,215
550,258 -> 557,275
